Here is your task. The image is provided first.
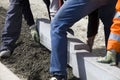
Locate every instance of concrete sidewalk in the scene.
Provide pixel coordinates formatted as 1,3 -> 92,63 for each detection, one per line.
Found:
0,62 -> 20,80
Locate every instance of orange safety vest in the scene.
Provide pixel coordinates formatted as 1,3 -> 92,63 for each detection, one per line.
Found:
116,0 -> 120,11
107,0 -> 120,53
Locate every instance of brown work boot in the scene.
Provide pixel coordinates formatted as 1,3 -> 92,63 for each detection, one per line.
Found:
97,50 -> 117,66
87,36 -> 95,52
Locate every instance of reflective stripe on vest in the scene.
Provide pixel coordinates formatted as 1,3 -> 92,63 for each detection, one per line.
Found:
114,12 -> 120,19
109,33 -> 120,42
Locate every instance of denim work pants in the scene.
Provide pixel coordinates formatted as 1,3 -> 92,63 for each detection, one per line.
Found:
50,0 -> 116,76
0,0 -> 34,52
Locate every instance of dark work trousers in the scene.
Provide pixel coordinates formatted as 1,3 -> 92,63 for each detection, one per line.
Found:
0,0 -> 35,52
98,0 -> 117,46
21,0 -> 35,26
87,9 -> 99,38
87,0 -> 117,47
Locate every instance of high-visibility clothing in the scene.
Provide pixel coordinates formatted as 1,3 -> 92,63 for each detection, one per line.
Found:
116,0 -> 120,11
107,0 -> 120,53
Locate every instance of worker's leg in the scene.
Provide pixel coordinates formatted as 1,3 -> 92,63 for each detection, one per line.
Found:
50,0 -> 109,76
21,0 -> 35,26
87,9 -> 99,52
99,0 -> 117,46
49,0 -> 59,19
0,0 -> 22,52
97,0 -> 117,65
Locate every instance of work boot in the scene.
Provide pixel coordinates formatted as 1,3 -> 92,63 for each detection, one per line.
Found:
0,49 -> 11,58
50,75 -> 67,80
97,50 -> 117,66
87,36 -> 95,52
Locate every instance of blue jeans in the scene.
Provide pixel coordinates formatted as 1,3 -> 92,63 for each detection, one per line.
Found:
50,0 -> 116,76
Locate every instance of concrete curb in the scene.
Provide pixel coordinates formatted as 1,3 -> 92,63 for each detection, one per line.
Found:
37,19 -> 120,80
0,62 -> 20,80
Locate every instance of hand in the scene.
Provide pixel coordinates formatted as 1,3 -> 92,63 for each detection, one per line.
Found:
30,25 -> 40,43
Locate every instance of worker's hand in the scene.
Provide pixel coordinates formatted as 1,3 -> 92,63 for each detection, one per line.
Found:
30,25 -> 40,43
